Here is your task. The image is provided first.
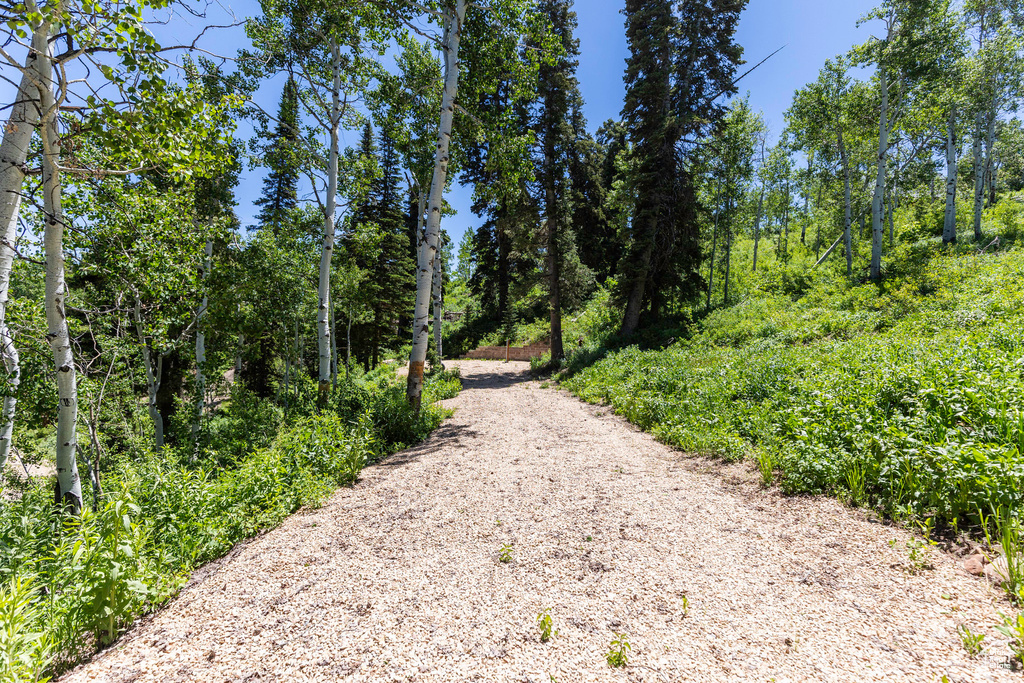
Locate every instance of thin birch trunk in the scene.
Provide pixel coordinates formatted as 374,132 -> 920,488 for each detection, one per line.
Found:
838,127 -> 853,278
293,317 -> 299,398
407,0 -> 466,412
723,199 -> 732,305
985,104 -> 997,208
431,238 -> 445,367
752,183 -> 764,272
943,108 -> 957,245
346,309 -> 352,380
801,154 -> 811,243
194,238 -> 211,442
133,298 -> 164,451
39,39 -> 82,510
973,112 -> 985,240
330,302 -> 338,389
317,43 -> 342,406
0,25 -> 45,475
234,334 -> 243,384
706,175 -> 722,310
870,50 -> 889,283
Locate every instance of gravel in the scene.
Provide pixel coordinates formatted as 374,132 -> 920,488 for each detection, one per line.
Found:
61,360 -> 1020,682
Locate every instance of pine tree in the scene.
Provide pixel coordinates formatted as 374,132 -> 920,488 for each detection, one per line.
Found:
350,123 -> 416,368
255,75 -> 300,230
535,0 -> 586,361
618,0 -> 747,336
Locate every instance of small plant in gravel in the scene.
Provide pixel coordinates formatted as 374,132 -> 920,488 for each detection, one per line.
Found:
996,515 -> 1024,604
756,450 -> 777,487
956,624 -> 985,657
606,633 -> 631,668
537,608 -> 558,643
680,595 -> 690,615
997,613 -> 1024,668
499,543 -> 514,563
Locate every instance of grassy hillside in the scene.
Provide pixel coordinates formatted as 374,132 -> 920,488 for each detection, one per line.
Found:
562,198 -> 1024,539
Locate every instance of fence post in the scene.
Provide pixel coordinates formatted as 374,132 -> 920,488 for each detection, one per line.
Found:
505,340 -> 510,363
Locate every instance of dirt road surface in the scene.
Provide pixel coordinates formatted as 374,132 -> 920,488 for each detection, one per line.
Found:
61,360 -> 1016,683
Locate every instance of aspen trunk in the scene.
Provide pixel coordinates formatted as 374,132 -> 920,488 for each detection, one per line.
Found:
134,298 -> 164,451
870,54 -> 889,283
801,155 -> 811,243
407,0 -> 467,412
317,43 -> 342,406
706,176 -> 722,310
973,112 -> 985,240
346,309 -> 352,380
431,241 -> 444,367
234,334 -> 243,383
839,127 -> 853,278
194,238 -> 211,441
39,46 -> 83,511
943,108 -> 957,245
723,200 -> 732,305
985,104 -> 997,208
752,183 -> 764,272
0,25 -> 46,475
330,301 -> 338,389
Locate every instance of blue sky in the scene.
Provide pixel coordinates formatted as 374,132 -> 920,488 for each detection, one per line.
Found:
442,0 -> 884,248
3,0 -> 885,247
224,0 -> 883,247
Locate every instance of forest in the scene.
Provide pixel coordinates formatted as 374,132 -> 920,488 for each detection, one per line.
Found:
2,0 -> 1024,680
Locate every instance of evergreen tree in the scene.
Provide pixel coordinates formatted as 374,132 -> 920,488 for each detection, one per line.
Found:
535,0 -> 588,361
618,0 -> 747,336
350,123 -> 416,367
254,75 -> 300,230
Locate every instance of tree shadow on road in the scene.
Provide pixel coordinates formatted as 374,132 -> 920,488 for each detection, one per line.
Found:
374,422 -> 481,471
456,366 -> 530,392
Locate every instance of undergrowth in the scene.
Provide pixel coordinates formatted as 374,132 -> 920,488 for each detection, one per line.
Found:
0,365 -> 460,680
563,215 -> 1024,535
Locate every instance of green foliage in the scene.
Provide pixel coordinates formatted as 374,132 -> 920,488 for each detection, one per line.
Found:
564,233 -> 1024,531
956,623 -> 985,658
498,543 -> 514,564
996,612 -> 1024,667
537,608 -> 557,643
606,632 -> 631,668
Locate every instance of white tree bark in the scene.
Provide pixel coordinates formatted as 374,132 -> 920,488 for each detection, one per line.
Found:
38,40 -> 83,510
0,29 -> 44,473
870,51 -> 889,283
973,112 -> 985,240
985,103 -> 997,207
406,0 -> 466,412
838,127 -> 853,278
751,184 -> 764,272
330,301 -> 338,389
194,237 -> 211,440
317,43 -> 342,403
431,235 -> 444,367
943,106 -> 958,244
133,297 -> 164,451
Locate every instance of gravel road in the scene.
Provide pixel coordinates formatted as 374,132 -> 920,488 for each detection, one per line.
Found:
62,360 -> 1018,682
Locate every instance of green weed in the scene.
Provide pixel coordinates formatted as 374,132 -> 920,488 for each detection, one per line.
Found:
996,612 -> 1024,667
537,608 -> 558,643
499,543 -> 514,564
606,632 -> 631,668
956,624 -> 985,658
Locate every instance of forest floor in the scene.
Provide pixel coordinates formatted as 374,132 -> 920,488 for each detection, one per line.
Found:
61,361 -> 1017,683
